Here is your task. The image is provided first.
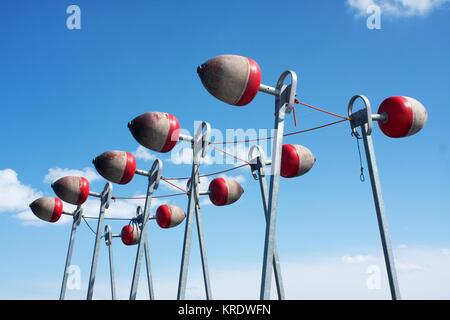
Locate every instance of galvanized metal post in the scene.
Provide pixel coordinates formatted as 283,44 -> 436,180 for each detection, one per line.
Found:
144,239 -> 154,300
195,202 -> 212,299
248,146 -> 285,300
129,159 -> 162,300
134,205 -> 155,300
177,121 -> 211,300
60,206 -> 82,300
348,95 -> 401,300
104,225 -> 116,300
86,182 -> 112,300
260,71 -> 297,300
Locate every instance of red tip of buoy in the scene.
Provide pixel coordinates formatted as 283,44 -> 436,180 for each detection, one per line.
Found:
128,112 -> 180,153
280,144 -> 315,178
197,54 -> 262,106
377,96 -> 428,138
156,204 -> 186,229
121,224 -> 140,246
29,197 -> 63,223
93,150 -> 136,184
52,176 -> 90,205
208,177 -> 244,206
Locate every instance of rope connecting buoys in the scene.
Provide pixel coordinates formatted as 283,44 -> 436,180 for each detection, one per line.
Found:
128,112 -> 180,153
208,177 -> 244,206
197,54 -> 261,106
377,96 -> 428,138
121,224 -> 140,246
29,197 -> 63,223
280,144 -> 316,178
156,204 -> 186,228
93,150 -> 137,184
52,176 -> 90,205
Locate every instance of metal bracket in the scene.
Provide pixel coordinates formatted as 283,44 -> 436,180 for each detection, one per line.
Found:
178,120 -> 212,300
129,159 -> 162,300
59,205 -> 83,300
86,182 -> 113,300
260,70 -> 298,300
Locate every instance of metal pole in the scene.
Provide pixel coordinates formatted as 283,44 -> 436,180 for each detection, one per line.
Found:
347,95 -> 401,300
260,71 -> 297,300
144,239 -> 154,300
249,147 -> 285,299
86,182 -> 112,300
129,160 -> 162,300
361,126 -> 401,300
178,121 -> 211,300
195,202 -> 212,299
60,206 -> 82,300
104,225 -> 116,300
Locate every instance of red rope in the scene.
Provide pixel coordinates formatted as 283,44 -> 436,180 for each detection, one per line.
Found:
160,177 -> 188,193
295,99 -> 349,120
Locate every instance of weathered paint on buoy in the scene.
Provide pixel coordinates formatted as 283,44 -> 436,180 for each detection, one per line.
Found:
52,176 -> 90,205
29,197 -> 63,223
197,54 -> 261,106
93,150 -> 136,184
121,224 -> 140,246
156,204 -> 186,228
377,96 -> 428,138
128,112 -> 180,153
280,144 -> 315,178
208,177 -> 244,206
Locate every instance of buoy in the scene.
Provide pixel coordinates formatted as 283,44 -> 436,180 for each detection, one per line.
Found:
121,224 -> 140,246
208,177 -> 244,206
128,112 -> 180,153
197,54 -> 261,106
52,176 -> 90,205
377,96 -> 428,138
156,204 -> 186,228
93,150 -> 136,184
29,197 -> 63,223
280,144 -> 315,178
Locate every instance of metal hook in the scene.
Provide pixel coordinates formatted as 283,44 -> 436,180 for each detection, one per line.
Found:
149,159 -> 163,190
104,225 -> 112,246
194,121 -> 211,158
348,95 -> 373,136
248,145 -> 267,180
101,182 -> 113,209
275,70 -> 298,114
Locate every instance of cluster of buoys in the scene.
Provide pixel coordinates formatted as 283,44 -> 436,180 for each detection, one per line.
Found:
29,54 -> 428,250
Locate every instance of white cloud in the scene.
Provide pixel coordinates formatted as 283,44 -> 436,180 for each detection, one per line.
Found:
44,167 -> 101,184
347,0 -> 449,17
133,146 -> 156,162
0,169 -> 42,213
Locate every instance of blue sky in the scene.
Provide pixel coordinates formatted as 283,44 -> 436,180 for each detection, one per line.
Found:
0,0 -> 449,299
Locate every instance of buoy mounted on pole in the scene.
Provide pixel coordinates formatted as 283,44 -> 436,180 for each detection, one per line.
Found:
197,54 -> 313,300
348,94 -> 428,301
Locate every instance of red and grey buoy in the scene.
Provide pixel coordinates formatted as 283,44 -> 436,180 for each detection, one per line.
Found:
93,150 -> 137,184
121,224 -> 140,246
128,112 -> 180,153
197,54 -> 262,106
377,96 -> 428,138
208,177 -> 244,206
52,176 -> 90,205
280,144 -> 316,178
156,204 -> 186,228
29,197 -> 63,223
